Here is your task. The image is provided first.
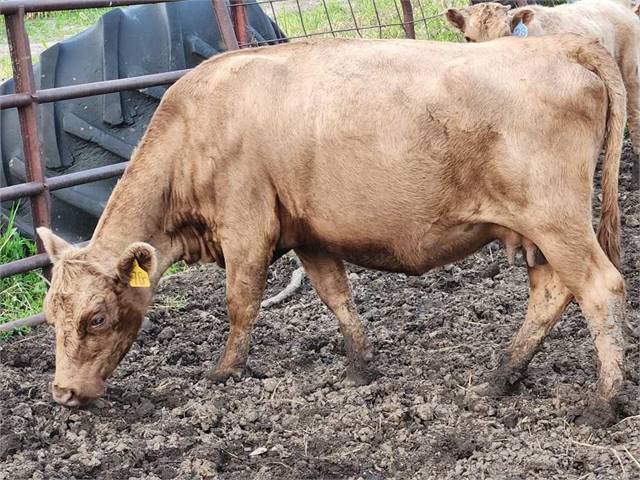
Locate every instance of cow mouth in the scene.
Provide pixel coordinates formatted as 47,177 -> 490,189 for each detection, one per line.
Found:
52,380 -> 106,407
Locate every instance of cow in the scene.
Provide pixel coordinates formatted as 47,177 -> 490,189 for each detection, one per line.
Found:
37,35 -> 627,427
470,0 -> 541,9
470,0 -> 632,8
446,0 -> 640,188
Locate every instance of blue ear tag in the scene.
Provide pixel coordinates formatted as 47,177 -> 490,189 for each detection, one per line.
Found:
512,20 -> 528,37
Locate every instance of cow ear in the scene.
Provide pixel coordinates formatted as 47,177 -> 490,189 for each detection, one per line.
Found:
116,242 -> 157,287
37,227 -> 72,263
511,8 -> 534,30
446,9 -> 466,30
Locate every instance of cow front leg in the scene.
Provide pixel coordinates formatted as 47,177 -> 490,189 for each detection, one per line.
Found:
208,241 -> 272,383
477,262 -> 572,396
295,248 -> 375,385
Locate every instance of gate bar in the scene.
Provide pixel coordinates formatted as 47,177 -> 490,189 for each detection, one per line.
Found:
211,0 -> 239,50
0,69 -> 191,109
0,313 -> 45,332
5,7 -> 51,254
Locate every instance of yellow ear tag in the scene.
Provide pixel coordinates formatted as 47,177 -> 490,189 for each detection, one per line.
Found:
129,259 -> 150,288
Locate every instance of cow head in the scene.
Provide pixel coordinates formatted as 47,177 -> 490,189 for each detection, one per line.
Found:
38,228 -> 156,407
447,3 -> 534,43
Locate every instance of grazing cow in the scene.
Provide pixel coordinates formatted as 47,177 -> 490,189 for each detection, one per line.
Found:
446,0 -> 640,188
38,36 -> 627,427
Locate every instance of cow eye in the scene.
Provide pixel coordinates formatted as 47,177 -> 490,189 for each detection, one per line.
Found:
464,36 -> 475,43
90,316 -> 106,328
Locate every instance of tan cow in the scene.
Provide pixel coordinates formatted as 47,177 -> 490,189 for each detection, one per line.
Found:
38,36 -> 627,427
446,0 -> 640,188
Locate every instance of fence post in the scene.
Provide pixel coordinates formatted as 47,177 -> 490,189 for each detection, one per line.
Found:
400,0 -> 415,39
211,0 -> 240,50
5,7 -> 51,254
230,0 -> 249,47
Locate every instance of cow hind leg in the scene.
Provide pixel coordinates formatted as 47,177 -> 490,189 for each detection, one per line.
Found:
295,248 -> 375,385
477,262 -> 572,396
535,234 -> 626,427
622,58 -> 640,188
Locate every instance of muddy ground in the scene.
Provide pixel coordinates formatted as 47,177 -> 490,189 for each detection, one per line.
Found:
0,146 -> 639,480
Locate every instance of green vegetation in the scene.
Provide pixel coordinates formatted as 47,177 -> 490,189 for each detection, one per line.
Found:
0,207 -> 45,339
271,0 -> 464,42
0,8 -> 111,80
0,8 -> 109,48
166,261 -> 189,276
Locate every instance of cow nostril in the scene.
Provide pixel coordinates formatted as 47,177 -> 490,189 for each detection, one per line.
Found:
53,385 -> 79,406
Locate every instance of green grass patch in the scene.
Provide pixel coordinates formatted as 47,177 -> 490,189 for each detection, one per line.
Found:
0,8 -> 109,48
0,207 -> 46,339
270,0 -> 464,42
0,8 -> 111,81
166,261 -> 189,276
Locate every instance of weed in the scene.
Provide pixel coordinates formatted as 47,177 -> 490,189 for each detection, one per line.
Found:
0,206 -> 45,338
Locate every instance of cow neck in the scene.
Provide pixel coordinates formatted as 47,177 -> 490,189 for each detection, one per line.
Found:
89,153 -> 180,283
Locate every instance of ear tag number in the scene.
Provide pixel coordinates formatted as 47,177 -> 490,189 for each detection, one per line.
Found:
512,20 -> 528,37
130,259 -> 150,288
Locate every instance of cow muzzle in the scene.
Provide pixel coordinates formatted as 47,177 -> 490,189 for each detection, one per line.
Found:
52,379 -> 106,407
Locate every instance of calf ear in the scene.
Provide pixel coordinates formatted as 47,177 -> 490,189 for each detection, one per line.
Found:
37,227 -> 72,263
511,8 -> 534,30
446,9 -> 466,31
116,242 -> 157,287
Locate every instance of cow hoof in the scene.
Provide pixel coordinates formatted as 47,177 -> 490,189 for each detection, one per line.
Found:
363,347 -> 375,363
574,404 -> 617,428
471,380 -> 516,398
204,367 -> 244,384
342,366 -> 379,387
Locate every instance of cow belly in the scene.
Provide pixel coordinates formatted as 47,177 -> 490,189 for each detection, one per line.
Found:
293,222 -> 495,275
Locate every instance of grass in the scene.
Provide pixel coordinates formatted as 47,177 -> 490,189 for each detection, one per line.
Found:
0,8 -> 109,49
0,8 -> 111,81
268,0 -> 464,43
0,206 -> 46,339
0,0 -> 461,334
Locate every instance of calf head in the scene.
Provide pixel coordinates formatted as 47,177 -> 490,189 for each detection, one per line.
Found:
446,3 -> 535,43
38,228 -> 156,407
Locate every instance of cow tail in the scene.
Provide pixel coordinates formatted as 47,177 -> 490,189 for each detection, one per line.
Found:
572,40 -> 625,268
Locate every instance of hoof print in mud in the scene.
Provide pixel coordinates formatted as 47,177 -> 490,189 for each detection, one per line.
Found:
574,404 -> 618,428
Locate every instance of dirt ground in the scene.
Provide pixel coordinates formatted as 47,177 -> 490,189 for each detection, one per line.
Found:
0,145 -> 639,479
